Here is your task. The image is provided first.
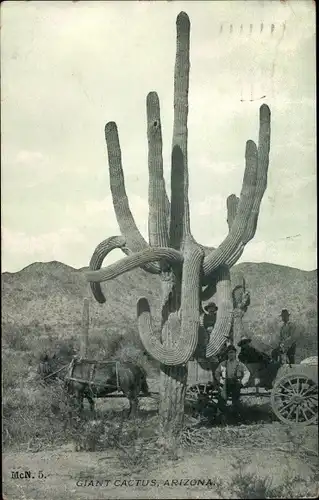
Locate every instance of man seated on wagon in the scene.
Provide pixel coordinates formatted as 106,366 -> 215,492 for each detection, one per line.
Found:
272,309 -> 297,365
214,345 -> 250,415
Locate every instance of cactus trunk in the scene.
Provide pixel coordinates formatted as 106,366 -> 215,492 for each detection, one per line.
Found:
158,364 -> 187,446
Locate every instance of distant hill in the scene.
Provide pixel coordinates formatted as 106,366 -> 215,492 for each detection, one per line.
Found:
1,260 -> 317,360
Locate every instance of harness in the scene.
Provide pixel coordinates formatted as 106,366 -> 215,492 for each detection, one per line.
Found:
42,363 -> 70,380
64,356 -> 121,392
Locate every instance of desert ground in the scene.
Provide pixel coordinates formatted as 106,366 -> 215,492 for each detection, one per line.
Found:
3,383 -> 319,500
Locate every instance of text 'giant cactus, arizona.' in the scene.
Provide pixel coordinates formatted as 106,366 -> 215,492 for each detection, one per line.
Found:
86,11 -> 271,439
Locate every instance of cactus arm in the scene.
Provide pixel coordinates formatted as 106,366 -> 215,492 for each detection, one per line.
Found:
86,247 -> 183,285
89,236 -> 128,303
224,105 -> 271,268
206,265 -> 233,357
170,12 -> 191,249
118,245 -> 161,275
201,194 -> 238,287
147,92 -> 170,248
105,121 -> 160,274
202,140 -> 258,277
88,236 -> 160,304
137,240 -> 203,365
169,145 -> 186,250
242,104 -> 271,244
227,194 -> 239,230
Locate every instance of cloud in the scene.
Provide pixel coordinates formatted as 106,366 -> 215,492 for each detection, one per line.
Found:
2,227 -> 85,257
16,150 -> 45,164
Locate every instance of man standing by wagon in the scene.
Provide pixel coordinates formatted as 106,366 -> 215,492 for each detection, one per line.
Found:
214,345 -> 250,417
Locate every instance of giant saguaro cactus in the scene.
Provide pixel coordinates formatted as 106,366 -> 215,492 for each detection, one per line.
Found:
86,12 -> 271,442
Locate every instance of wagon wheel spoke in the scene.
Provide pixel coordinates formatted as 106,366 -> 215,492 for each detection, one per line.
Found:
277,384 -> 295,395
287,379 -> 299,394
302,401 -> 317,416
305,396 -> 318,407
295,405 -> 300,423
300,406 -> 309,422
280,399 -> 296,413
301,384 -> 317,398
299,381 -> 313,395
285,403 -> 297,420
275,391 -> 294,399
272,389 -> 293,401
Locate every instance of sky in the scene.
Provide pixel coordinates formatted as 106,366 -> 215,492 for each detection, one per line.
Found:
1,0 -> 316,273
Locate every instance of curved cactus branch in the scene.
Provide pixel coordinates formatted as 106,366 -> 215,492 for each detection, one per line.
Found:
147,92 -> 170,249
206,265 -> 233,357
202,140 -> 258,277
86,247 -> 183,285
89,236 -> 127,303
105,121 -> 160,275
170,12 -> 191,249
137,240 -> 204,365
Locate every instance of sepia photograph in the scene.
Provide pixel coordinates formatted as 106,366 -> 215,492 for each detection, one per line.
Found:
2,1 -> 317,499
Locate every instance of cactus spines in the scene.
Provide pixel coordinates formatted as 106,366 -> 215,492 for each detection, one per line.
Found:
172,12 -> 191,243
86,11 -> 271,439
89,235 -> 128,303
147,92 -> 170,249
104,121 -> 161,275
137,239 -> 204,365
205,265 -> 233,357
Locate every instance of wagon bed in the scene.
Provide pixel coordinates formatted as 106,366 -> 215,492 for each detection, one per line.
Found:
186,352 -> 318,426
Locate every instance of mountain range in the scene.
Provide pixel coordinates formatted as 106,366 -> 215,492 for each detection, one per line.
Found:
2,260 -> 317,360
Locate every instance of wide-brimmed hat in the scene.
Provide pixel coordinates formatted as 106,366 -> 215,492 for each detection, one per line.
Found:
237,335 -> 252,347
280,309 -> 290,317
203,302 -> 218,314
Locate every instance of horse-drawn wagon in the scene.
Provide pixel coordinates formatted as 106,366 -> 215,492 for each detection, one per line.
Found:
185,338 -> 318,426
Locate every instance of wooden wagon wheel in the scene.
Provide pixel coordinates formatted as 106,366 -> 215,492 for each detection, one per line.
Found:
271,371 -> 318,425
185,383 -> 219,412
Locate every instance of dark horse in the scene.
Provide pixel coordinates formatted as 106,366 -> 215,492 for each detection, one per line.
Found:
38,353 -> 150,417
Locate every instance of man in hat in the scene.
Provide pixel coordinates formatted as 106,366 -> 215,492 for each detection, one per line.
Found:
272,309 -> 296,364
214,345 -> 250,414
203,302 -> 218,333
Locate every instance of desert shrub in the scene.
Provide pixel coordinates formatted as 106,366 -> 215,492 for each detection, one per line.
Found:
226,470 -> 318,499
2,324 -> 30,351
215,453 -> 319,499
2,380 -> 80,450
85,330 -> 123,360
2,351 -> 31,390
